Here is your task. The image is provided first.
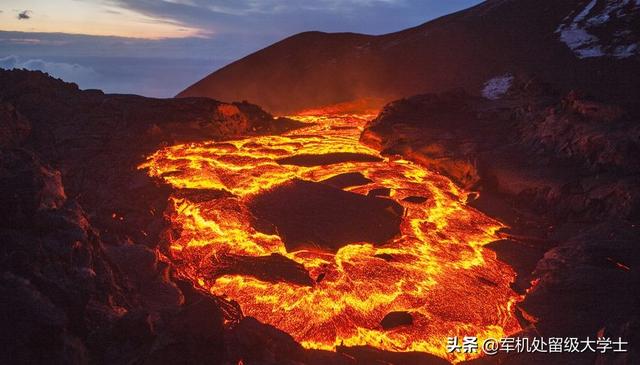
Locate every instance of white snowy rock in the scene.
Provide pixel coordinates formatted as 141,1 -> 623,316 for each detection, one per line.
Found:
556,0 -> 640,59
482,74 -> 514,100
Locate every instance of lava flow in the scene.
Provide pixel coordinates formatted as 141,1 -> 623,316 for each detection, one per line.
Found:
140,114 -> 521,363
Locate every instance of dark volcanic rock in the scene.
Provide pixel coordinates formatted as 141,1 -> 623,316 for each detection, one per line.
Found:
495,221 -> 640,365
380,311 -> 413,330
105,244 -> 185,312
0,69 -> 303,248
362,86 -> 640,222
0,149 -> 66,228
230,317 -> 450,364
172,188 -> 232,203
485,239 -> 547,294
0,273 -> 88,365
230,317 -> 354,365
362,82 -> 640,363
402,196 -> 429,204
248,179 -> 403,252
367,187 -> 391,197
361,89 -> 486,189
0,70 -> 304,365
0,149 -> 129,364
320,172 -> 373,189
101,309 -> 156,365
521,222 -> 640,337
231,317 -> 303,365
336,346 -> 450,365
209,253 -> 315,286
276,152 -> 382,166
142,296 -> 225,365
0,102 -> 31,148
374,253 -> 394,261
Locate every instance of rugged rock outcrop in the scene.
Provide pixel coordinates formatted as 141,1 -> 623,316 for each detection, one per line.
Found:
362,82 -> 640,223
361,78 -> 640,364
380,311 -> 414,330
0,102 -> 30,147
208,253 -> 315,287
0,70 -> 308,365
248,179 -> 404,252
0,69 -> 302,248
0,150 -> 130,364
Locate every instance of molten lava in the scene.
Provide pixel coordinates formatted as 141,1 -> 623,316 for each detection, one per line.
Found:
140,114 -> 521,362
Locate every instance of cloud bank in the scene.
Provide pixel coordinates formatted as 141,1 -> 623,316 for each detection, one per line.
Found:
0,55 -> 100,86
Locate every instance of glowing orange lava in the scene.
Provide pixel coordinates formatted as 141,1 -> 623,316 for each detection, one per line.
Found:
140,114 -> 521,363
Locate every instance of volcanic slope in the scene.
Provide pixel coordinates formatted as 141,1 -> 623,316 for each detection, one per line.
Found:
178,0 -> 640,114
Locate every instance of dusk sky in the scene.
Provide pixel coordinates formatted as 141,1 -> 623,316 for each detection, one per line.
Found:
1,0 -> 482,97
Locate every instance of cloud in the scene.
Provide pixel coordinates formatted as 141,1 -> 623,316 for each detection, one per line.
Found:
18,10 -> 31,20
0,30 -> 246,60
0,55 -> 100,87
0,45 -> 225,97
114,0 -> 390,19
108,0 -> 480,37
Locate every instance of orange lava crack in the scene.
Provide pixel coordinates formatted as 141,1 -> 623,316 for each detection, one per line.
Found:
139,114 -> 521,363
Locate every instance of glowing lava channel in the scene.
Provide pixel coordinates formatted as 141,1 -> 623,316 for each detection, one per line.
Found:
140,114 -> 521,363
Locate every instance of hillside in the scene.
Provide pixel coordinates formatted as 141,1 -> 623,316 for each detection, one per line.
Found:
178,0 -> 640,114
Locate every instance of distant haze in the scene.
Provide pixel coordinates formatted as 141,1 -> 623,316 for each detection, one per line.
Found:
0,0 -> 481,97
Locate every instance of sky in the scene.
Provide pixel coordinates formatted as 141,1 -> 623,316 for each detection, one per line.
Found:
0,0 -> 483,97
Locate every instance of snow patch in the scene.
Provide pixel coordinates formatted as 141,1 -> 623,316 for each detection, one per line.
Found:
556,0 -> 640,59
482,74 -> 514,100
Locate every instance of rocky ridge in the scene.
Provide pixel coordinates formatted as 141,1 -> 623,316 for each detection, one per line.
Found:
361,76 -> 640,364
0,69 -> 332,365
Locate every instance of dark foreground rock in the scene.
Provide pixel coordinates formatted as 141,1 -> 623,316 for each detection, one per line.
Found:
0,69 -> 303,248
321,172 -> 373,189
208,253 -> 315,287
0,70 -> 317,365
380,311 -> 414,330
230,317 -> 451,365
362,79 -> 640,364
337,346 -> 450,365
0,149 -> 129,364
248,179 -> 403,252
276,152 -> 382,166
362,85 -> 640,222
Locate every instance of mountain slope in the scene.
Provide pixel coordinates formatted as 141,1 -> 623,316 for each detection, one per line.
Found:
177,0 -> 639,114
